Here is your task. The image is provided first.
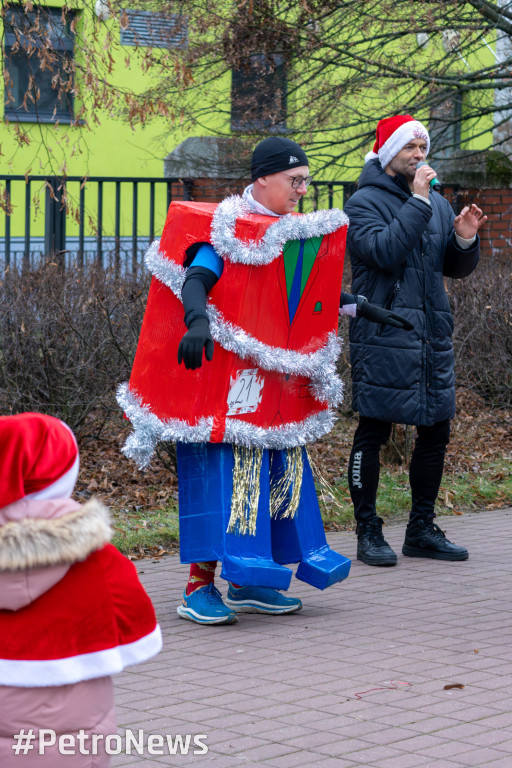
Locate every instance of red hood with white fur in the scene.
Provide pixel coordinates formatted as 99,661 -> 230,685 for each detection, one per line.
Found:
0,497 -> 109,611
0,497 -> 162,686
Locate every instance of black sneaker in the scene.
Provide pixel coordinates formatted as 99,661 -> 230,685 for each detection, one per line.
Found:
402,520 -> 469,561
357,517 -> 398,566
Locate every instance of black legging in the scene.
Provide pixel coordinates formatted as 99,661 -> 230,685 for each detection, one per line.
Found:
348,416 -> 451,525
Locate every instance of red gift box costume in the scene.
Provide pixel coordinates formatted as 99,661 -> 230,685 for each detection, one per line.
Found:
0,413 -> 162,768
119,196 -> 348,457
117,195 -> 351,591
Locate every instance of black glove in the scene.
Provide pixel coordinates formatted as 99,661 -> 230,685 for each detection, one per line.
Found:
356,296 -> 414,331
177,318 -> 214,369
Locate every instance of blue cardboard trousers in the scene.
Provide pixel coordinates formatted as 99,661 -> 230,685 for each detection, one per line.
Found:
177,442 -> 351,591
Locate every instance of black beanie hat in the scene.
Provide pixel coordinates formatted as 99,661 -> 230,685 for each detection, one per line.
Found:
251,137 -> 309,182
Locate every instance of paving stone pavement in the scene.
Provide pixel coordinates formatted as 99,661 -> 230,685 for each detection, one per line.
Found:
111,508 -> 512,768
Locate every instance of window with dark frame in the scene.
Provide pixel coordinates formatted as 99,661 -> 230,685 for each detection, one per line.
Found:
231,52 -> 287,132
3,5 -> 75,123
429,90 -> 463,158
120,9 -> 188,48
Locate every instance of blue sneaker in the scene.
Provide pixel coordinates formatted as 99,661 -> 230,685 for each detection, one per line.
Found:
177,583 -> 238,625
225,584 -> 302,614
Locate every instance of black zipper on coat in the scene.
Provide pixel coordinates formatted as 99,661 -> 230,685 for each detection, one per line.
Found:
376,279 -> 401,336
387,280 -> 401,309
421,242 -> 433,422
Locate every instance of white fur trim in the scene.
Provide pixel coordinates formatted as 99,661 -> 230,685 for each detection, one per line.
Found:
378,120 -> 430,170
0,498 -> 112,571
364,150 -> 379,164
0,624 -> 163,687
26,454 -> 80,502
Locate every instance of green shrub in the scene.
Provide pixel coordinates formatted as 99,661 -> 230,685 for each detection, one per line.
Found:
449,263 -> 512,408
0,262 -> 150,438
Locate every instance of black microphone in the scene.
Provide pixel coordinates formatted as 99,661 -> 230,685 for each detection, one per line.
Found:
416,161 -> 442,191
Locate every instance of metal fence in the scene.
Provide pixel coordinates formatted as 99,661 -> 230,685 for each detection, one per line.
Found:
0,175 -> 192,272
299,180 -> 357,212
0,174 -> 459,272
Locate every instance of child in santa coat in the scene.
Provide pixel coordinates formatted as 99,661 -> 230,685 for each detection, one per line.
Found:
0,412 -> 162,767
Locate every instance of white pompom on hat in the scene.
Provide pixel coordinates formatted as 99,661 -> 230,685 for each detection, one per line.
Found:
365,114 -> 430,169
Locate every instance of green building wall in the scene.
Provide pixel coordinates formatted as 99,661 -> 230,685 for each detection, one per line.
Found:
0,1 -> 499,247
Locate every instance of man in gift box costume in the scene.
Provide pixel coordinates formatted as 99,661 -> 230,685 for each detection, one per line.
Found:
118,137 -> 354,624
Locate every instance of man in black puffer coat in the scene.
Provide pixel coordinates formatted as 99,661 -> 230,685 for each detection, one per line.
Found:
344,115 -> 487,566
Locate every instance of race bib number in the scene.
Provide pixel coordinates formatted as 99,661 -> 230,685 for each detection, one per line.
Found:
227,369 -> 264,415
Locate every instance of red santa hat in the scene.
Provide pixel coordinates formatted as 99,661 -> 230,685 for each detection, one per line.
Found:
0,413 -> 162,687
0,412 -> 79,509
365,115 -> 430,169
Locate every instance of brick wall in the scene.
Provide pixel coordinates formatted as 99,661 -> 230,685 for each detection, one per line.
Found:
185,178 -> 512,261
185,177 -> 248,203
444,186 -> 512,262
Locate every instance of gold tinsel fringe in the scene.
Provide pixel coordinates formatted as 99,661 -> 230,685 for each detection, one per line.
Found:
306,447 -> 346,514
227,445 -> 263,536
270,446 -> 304,520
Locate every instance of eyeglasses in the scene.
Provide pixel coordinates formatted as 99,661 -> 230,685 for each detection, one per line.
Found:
285,174 -> 313,189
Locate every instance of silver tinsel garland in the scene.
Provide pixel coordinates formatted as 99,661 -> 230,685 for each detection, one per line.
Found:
210,195 -> 349,266
117,383 -> 213,469
119,199 -> 347,466
117,382 -> 337,468
223,409 -> 336,449
145,242 -> 343,407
